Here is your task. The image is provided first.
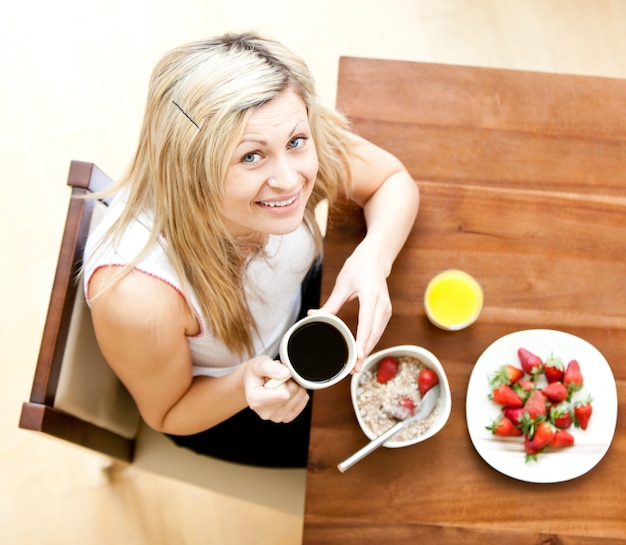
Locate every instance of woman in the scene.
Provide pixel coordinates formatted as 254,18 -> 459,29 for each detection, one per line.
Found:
84,33 -> 419,467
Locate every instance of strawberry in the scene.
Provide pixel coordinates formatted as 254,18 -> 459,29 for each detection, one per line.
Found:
490,384 -> 524,408
529,421 -> 555,451
550,429 -> 575,448
376,356 -> 399,383
502,406 -> 525,427
384,397 -> 416,420
563,359 -> 584,393
543,353 -> 564,383
518,347 -> 543,375
418,368 -> 439,396
398,397 -> 416,414
544,401 -> 557,415
513,379 -> 535,403
574,397 -> 593,430
485,349 -> 594,462
549,403 -> 572,429
541,381 -> 568,403
486,414 -> 522,437
523,389 -> 548,420
489,364 -> 524,387
523,435 -> 541,461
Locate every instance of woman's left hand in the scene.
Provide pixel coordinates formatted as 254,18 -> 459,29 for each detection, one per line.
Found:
312,135 -> 420,371
314,242 -> 392,371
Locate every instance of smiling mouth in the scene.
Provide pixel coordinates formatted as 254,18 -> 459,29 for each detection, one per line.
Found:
259,195 -> 297,208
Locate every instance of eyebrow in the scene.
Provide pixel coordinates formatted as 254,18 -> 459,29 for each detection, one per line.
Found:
236,121 -> 308,148
238,137 -> 267,147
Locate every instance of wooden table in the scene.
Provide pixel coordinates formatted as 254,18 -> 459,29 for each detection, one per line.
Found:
303,58 -> 626,544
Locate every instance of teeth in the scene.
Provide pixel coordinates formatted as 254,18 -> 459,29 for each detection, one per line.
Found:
261,196 -> 296,207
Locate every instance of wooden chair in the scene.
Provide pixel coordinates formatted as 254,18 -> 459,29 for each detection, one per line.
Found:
18,160 -> 306,516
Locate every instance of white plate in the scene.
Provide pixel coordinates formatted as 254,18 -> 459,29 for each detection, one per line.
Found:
466,329 -> 618,483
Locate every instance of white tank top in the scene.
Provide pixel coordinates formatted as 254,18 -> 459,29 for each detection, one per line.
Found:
83,190 -> 316,377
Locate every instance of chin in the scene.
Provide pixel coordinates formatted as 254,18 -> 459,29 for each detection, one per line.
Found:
265,208 -> 308,235
267,220 -> 304,236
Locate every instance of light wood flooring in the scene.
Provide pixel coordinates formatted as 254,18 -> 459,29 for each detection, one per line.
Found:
3,1 -> 626,543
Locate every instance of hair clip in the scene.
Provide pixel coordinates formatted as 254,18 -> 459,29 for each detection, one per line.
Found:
172,100 -> 200,129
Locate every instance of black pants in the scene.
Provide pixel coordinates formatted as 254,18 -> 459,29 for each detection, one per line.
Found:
166,260 -> 321,468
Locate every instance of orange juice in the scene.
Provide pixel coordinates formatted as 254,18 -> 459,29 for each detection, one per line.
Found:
424,270 -> 483,330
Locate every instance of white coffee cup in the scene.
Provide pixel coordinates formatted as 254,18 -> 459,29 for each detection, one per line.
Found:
264,313 -> 357,390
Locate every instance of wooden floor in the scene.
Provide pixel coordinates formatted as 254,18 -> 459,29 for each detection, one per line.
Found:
2,1 -> 626,543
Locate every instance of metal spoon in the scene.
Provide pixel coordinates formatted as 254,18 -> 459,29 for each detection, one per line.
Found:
337,385 -> 440,472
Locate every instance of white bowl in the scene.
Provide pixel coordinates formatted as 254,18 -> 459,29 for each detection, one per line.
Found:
351,345 -> 452,448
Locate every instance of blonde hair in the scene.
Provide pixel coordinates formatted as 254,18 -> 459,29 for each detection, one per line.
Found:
93,33 -> 352,355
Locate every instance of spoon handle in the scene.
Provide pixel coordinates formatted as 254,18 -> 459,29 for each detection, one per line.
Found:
337,385 -> 440,472
337,420 -> 404,472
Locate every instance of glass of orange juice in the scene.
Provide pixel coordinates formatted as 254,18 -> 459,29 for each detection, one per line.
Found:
424,270 -> 483,330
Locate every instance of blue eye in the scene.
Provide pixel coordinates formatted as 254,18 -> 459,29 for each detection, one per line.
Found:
242,152 -> 260,164
288,136 -> 306,149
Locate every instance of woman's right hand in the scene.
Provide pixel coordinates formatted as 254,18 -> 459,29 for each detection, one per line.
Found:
243,356 -> 310,423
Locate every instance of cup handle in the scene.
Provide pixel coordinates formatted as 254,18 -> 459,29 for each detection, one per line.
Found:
264,373 -> 291,389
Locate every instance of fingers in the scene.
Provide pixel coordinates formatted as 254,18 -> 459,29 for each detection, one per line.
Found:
275,385 -> 310,423
314,284 -> 392,372
354,292 -> 391,367
261,359 -> 292,383
257,380 -> 309,423
314,286 -> 354,317
245,357 -> 309,423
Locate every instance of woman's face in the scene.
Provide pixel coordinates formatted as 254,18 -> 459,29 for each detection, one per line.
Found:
222,88 -> 319,238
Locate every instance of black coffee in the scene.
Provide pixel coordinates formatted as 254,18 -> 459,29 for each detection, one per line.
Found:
286,322 -> 349,382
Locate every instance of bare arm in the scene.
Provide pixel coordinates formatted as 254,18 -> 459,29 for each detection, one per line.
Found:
88,268 -> 308,435
348,134 -> 420,277
318,134 -> 420,366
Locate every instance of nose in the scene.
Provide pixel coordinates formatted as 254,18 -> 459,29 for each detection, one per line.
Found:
267,153 -> 298,191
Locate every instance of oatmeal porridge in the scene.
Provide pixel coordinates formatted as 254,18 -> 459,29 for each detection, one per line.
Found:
356,355 -> 441,444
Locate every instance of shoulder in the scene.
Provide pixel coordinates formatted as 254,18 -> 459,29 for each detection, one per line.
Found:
88,267 -> 199,429
88,266 -> 199,338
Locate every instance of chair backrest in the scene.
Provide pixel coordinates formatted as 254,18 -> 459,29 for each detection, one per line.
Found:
19,160 -> 140,460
